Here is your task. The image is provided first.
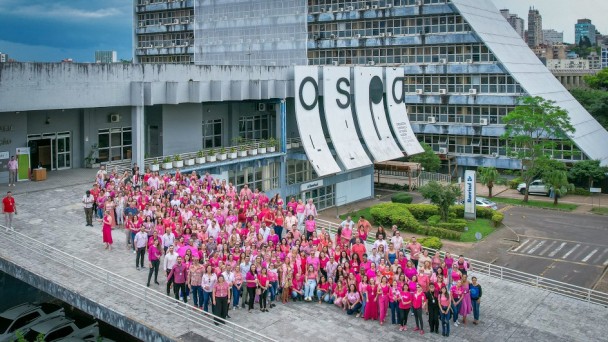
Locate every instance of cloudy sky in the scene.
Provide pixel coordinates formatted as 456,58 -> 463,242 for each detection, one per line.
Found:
0,0 -> 606,62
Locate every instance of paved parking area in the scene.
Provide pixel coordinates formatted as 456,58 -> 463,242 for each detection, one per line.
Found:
510,237 -> 608,267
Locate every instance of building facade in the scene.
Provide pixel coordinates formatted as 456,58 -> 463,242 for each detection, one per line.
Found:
527,7 -> 543,47
543,29 -> 563,45
547,58 -> 590,71
575,19 -> 596,46
95,51 -> 118,63
602,46 -> 608,69
0,52 -> 7,63
500,9 -> 525,40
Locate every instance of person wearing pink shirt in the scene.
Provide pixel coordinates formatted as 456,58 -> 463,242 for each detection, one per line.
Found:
398,283 -> 413,331
295,199 -> 305,232
303,265 -> 318,301
245,264 -> 259,312
451,279 -> 463,326
377,276 -> 391,325
412,284 -> 426,335
212,274 -> 231,325
389,280 -> 400,325
258,268 -> 270,312
364,277 -> 379,320
146,239 -> 162,287
167,256 -> 187,303
345,284 -> 362,315
304,215 -> 316,240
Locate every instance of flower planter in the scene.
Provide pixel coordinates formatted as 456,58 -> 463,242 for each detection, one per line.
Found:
173,160 -> 184,168
162,162 -> 173,170
217,153 -> 227,161
258,147 -> 267,154
286,143 -> 292,149
238,150 -> 248,157
268,146 -> 276,153
195,157 -> 206,164
248,149 -> 258,156
207,155 -> 217,162
184,159 -> 195,166
150,164 -> 160,172
228,152 -> 237,159
292,142 -> 300,148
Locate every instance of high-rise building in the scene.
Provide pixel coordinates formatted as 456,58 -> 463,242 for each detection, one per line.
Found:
527,7 -> 543,47
0,52 -> 7,63
543,29 -> 564,45
130,0 -> 608,170
575,19 -> 596,46
602,46 -> 608,69
95,51 -> 118,64
500,9 -> 525,40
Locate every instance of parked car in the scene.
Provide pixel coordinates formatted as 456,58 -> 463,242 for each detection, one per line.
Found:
21,316 -> 99,342
517,180 -> 549,196
458,196 -> 498,210
0,303 -> 64,342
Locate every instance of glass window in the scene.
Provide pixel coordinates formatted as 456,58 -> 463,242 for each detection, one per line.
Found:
203,119 -> 223,148
97,127 -> 132,162
239,114 -> 271,140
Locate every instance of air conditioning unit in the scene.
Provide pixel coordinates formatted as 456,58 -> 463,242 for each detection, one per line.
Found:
347,6 -> 354,11
173,18 -> 179,24
416,0 -> 423,6
366,5 -> 370,10
480,118 -> 489,126
182,19 -> 190,24
387,4 -> 393,8
466,59 -> 473,64
427,116 -> 437,124
330,34 -> 336,39
184,41 -> 189,46
415,89 -> 424,95
321,8 -> 326,12
439,89 -> 447,95
387,32 -> 393,37
379,33 -> 385,37
355,33 -> 361,38
257,103 -> 267,112
491,152 -> 499,158
468,88 -> 478,95
438,147 -> 448,154
139,22 -> 144,27
109,114 -> 120,123
367,60 -> 375,66
339,7 -> 344,11
332,61 -> 339,66
372,5 -> 378,9
439,58 -> 447,64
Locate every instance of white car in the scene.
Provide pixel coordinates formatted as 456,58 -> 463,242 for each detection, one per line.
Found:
517,180 -> 549,196
0,303 -> 64,342
458,196 -> 498,210
21,317 -> 99,342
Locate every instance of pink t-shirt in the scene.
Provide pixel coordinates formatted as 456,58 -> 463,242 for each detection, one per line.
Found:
305,220 -> 316,233
245,272 -> 258,288
399,291 -> 412,309
412,292 -> 425,309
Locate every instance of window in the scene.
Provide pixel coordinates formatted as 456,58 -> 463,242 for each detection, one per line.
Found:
9,313 -> 40,333
45,326 -> 75,341
239,114 -> 271,140
202,119 -> 222,148
302,185 -> 335,211
287,159 -> 318,185
228,163 -> 279,192
97,127 -> 132,162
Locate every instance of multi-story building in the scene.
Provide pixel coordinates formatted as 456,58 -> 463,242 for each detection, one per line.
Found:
527,7 -> 543,47
0,52 -> 7,63
125,0 -> 608,177
543,29 -> 563,45
575,19 -> 596,46
587,52 -> 601,70
602,46 -> 608,69
500,9 -> 525,40
95,51 -> 118,64
547,58 -> 590,71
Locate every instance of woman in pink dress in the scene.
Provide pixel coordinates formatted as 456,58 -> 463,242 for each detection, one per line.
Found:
102,210 -> 113,250
377,276 -> 390,325
364,278 -> 379,321
105,197 -> 116,229
459,274 -> 473,325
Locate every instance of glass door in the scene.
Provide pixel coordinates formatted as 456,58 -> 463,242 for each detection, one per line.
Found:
56,133 -> 71,170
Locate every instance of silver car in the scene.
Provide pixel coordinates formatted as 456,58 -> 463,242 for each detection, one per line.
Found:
0,303 -> 64,342
21,316 -> 99,342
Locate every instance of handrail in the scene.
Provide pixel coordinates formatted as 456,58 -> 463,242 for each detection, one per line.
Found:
315,218 -> 608,307
0,227 -> 276,342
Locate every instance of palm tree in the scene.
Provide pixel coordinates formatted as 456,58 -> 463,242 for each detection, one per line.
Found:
478,167 -> 499,198
543,170 -> 572,206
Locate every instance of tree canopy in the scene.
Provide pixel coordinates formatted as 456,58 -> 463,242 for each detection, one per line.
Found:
583,68 -> 608,91
570,88 -> 608,129
568,160 -> 608,188
418,181 -> 461,222
478,167 -> 499,198
408,142 -> 441,172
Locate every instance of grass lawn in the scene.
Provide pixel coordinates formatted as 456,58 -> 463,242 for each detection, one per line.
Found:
491,197 -> 578,211
460,219 -> 495,243
591,207 -> 608,215
339,207 -> 375,225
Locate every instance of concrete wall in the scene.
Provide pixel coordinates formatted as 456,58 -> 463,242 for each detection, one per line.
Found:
0,113 -> 27,183
162,103 -> 203,156
82,107 -> 133,167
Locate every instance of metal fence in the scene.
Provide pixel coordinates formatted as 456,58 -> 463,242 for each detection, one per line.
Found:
315,218 -> 608,307
0,227 -> 275,342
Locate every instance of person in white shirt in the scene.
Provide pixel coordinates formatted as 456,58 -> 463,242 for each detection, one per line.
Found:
7,156 -> 18,187
162,228 -> 175,254
390,229 -> 404,252
260,224 -> 271,242
373,233 -> 388,252
340,216 -> 355,230
304,199 -> 318,218
163,245 -> 178,296
82,190 -> 95,227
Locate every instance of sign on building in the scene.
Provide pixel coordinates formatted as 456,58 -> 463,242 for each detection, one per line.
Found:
464,170 -> 476,219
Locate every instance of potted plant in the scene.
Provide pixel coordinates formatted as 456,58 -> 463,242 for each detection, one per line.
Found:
238,144 -> 248,157
267,137 -> 277,153
292,139 -> 300,148
217,147 -> 228,161
162,156 -> 173,169
150,158 -> 160,172
184,153 -> 195,166
207,148 -> 217,162
84,143 -> 99,168
195,150 -> 206,164
228,146 -> 238,159
173,154 -> 184,168
248,142 -> 258,156
258,140 -> 267,154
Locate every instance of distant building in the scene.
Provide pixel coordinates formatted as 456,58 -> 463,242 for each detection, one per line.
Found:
0,52 -> 7,63
602,46 -> 608,68
547,58 -> 590,71
500,9 -> 525,39
61,58 -> 74,63
575,19 -> 596,46
543,29 -> 564,45
95,51 -> 117,64
552,69 -> 597,89
527,7 -> 543,47
587,52 -> 601,70
550,44 -> 568,60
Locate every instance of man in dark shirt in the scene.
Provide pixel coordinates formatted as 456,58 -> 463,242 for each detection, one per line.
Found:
425,283 -> 440,334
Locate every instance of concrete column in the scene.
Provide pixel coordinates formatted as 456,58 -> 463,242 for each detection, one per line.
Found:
131,106 -> 145,170
279,99 -> 286,152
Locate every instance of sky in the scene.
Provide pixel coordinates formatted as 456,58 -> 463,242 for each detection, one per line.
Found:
0,0 -> 606,62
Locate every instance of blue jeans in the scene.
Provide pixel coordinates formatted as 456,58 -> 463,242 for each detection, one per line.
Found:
191,285 -> 202,308
347,302 -> 362,315
203,291 -> 212,312
316,290 -> 326,302
304,279 -> 317,298
323,293 -> 334,304
389,301 -> 399,324
361,292 -> 367,315
472,299 -> 480,320
270,281 -> 278,301
232,285 -> 241,308
452,302 -> 461,323
440,308 -> 451,335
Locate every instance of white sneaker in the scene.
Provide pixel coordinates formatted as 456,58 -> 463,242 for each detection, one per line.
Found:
454,321 -> 459,327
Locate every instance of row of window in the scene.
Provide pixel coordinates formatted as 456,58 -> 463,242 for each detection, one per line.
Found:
418,134 -> 585,160
137,9 -> 193,26
287,159 -> 318,185
228,163 -> 280,193
98,128 -> 132,163
137,32 -> 193,48
138,55 -> 192,63
403,75 -> 523,94
408,105 -> 515,124
202,114 -> 272,149
308,0 -> 451,13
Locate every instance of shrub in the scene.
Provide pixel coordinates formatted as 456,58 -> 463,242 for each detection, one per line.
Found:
391,192 -> 413,204
418,236 -> 443,250
419,226 -> 462,240
491,212 -> 505,227
573,187 -> 591,196
449,205 -> 464,218
476,207 -> 495,219
369,203 -> 421,232
426,215 -> 467,232
509,177 -> 523,190
427,215 -> 441,226
401,204 -> 439,220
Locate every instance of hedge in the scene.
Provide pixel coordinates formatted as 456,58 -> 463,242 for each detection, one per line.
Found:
417,226 -> 462,240
370,203 -> 421,232
418,236 -> 443,250
427,215 -> 467,232
491,212 -> 505,227
573,187 -> 591,196
391,192 -> 413,204
509,177 -> 523,190
401,204 -> 439,220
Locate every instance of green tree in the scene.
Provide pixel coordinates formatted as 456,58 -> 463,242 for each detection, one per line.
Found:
583,68 -> 608,90
570,88 -> 608,129
478,166 -> 499,198
418,181 -> 461,222
409,142 -> 441,172
543,169 -> 573,206
502,96 -> 576,202
568,160 -> 608,188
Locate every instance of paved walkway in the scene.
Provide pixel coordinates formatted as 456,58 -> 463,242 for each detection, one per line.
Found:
1,169 -> 607,341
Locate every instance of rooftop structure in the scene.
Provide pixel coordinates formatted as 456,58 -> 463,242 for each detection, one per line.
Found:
527,7 -> 543,47
575,18 -> 596,46
500,9 -> 525,40
95,51 -> 117,64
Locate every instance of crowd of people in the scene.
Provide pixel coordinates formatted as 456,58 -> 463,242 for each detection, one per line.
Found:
83,165 -> 483,335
